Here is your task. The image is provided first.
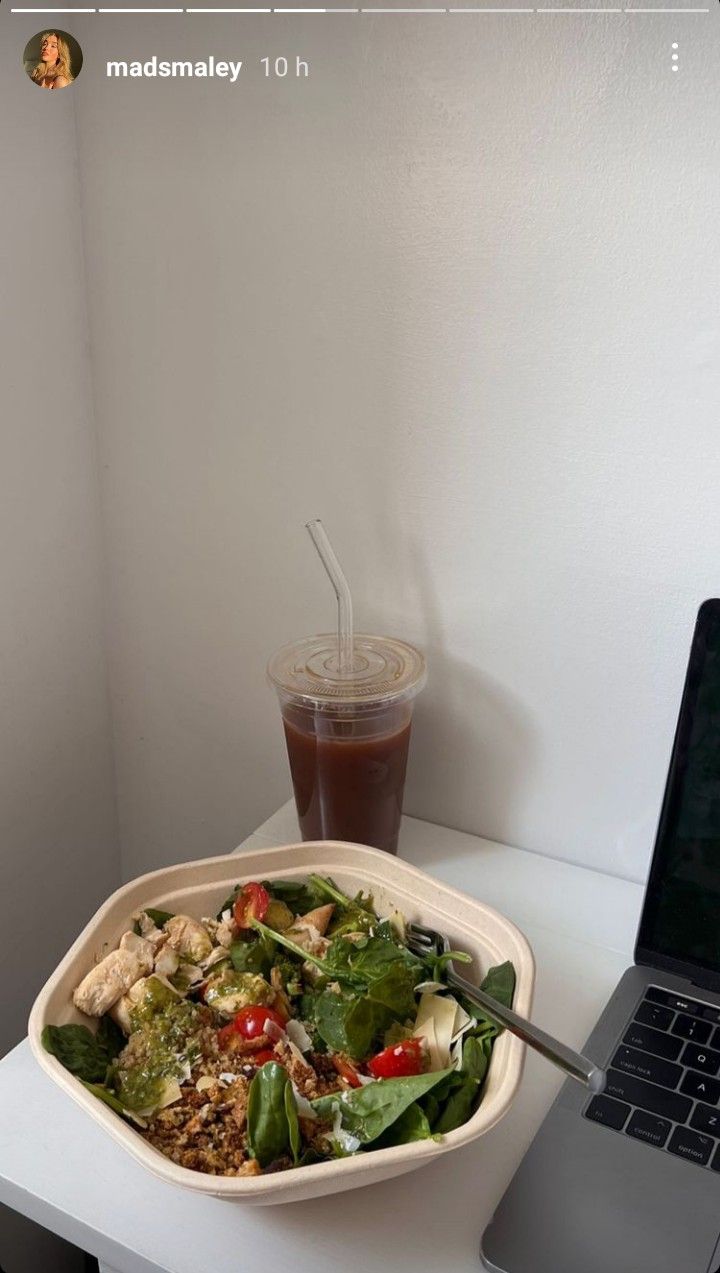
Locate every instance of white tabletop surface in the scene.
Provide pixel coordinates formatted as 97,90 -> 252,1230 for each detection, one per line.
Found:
0,802 -> 645,1273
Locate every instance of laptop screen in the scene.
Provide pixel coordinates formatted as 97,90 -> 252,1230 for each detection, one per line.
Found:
637,600 -> 720,979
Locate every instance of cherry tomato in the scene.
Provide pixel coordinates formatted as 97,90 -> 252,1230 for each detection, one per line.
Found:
231,1005 -> 286,1040
233,881 -> 270,928
252,1049 -> 277,1065
367,1038 -> 426,1079
332,1055 -> 363,1088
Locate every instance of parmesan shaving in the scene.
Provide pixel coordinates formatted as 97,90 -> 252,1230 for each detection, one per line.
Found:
156,1078 -> 182,1110
264,1018 -> 286,1043
413,992 -> 458,1070
331,1104 -> 361,1154
286,1018 -> 313,1053
291,1083 -> 318,1119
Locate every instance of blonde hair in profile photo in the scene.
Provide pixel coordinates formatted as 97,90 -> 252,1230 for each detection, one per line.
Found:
31,32 -> 74,86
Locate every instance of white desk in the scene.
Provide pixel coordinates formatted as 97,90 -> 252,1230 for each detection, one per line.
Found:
0,803 -> 644,1273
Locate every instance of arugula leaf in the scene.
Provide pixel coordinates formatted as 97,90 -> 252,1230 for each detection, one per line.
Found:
309,875 -> 376,936
81,1080 -> 127,1115
247,1062 -> 296,1167
144,907 -> 174,928
312,1069 -> 452,1143
42,1020 -> 124,1084
252,918 -> 330,975
309,875 -> 374,915
261,878 -> 326,915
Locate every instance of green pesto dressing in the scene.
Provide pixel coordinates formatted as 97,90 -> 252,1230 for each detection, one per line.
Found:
113,999 -> 204,1112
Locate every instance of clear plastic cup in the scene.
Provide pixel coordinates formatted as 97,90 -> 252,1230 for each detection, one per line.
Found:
268,633 -> 426,854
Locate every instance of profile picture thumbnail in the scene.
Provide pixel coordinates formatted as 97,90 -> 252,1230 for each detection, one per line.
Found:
23,30 -> 83,90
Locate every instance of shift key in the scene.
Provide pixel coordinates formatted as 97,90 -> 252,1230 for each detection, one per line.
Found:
605,1069 -> 692,1123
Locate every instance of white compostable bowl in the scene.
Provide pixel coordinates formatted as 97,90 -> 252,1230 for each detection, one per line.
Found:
29,840 -> 535,1205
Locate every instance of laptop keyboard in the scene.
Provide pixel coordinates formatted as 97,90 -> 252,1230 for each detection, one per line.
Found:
584,987 -> 720,1170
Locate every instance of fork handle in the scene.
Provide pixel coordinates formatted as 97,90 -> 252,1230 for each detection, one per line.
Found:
446,968 -> 606,1093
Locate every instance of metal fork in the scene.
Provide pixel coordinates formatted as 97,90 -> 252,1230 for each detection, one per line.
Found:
407,921 -> 606,1093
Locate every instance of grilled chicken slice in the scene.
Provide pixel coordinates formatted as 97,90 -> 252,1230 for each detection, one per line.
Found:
285,904 -> 335,956
73,935 -> 154,1017
163,915 -> 214,963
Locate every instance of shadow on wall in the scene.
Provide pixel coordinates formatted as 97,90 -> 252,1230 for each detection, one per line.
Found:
361,527 -> 539,855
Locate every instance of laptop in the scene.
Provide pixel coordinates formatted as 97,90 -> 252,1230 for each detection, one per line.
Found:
481,599 -> 720,1273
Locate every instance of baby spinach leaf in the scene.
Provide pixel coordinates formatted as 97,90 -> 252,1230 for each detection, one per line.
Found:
312,1069 -> 452,1143
96,1014 -> 125,1063
42,1022 -> 123,1083
365,964 -> 418,1020
314,989 -> 391,1059
461,960 -> 517,1038
247,1062 -> 293,1167
296,1147 -> 327,1167
230,933 -> 276,977
144,908 -> 174,928
430,1035 -> 494,1133
480,961 -> 516,1009
462,1035 -> 491,1085
372,1101 -> 433,1148
432,1074 -> 479,1134
284,1080 -> 301,1164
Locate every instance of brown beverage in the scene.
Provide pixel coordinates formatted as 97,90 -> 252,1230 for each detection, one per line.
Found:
282,707 -> 411,855
268,633 -> 426,854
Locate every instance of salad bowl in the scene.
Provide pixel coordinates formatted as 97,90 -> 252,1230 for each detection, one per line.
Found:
29,840 -> 534,1204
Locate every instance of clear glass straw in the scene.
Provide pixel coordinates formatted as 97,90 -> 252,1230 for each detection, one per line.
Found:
306,519 -> 354,676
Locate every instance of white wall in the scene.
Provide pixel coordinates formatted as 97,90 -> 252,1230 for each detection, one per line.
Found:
0,35 -> 120,1057
72,15 -> 720,884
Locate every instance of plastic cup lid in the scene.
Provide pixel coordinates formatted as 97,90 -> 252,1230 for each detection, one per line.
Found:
267,633 -> 426,708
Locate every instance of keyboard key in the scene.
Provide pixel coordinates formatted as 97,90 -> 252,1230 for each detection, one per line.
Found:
690,1103 -> 720,1137
604,1069 -> 692,1123
680,1071 -> 720,1105
635,1002 -> 674,1031
585,1095 -> 630,1131
667,1126 -> 713,1166
681,1041 -> 720,1076
625,1110 -> 671,1148
711,1144 -> 720,1172
672,1014 -> 712,1044
647,988 -> 704,1015
624,1022 -> 682,1060
611,1045 -> 682,1090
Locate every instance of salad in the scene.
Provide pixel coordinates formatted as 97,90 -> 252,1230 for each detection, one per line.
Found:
43,875 -> 515,1177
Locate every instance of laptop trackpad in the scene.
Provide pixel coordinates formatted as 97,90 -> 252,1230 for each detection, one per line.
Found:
481,1105 -> 720,1273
